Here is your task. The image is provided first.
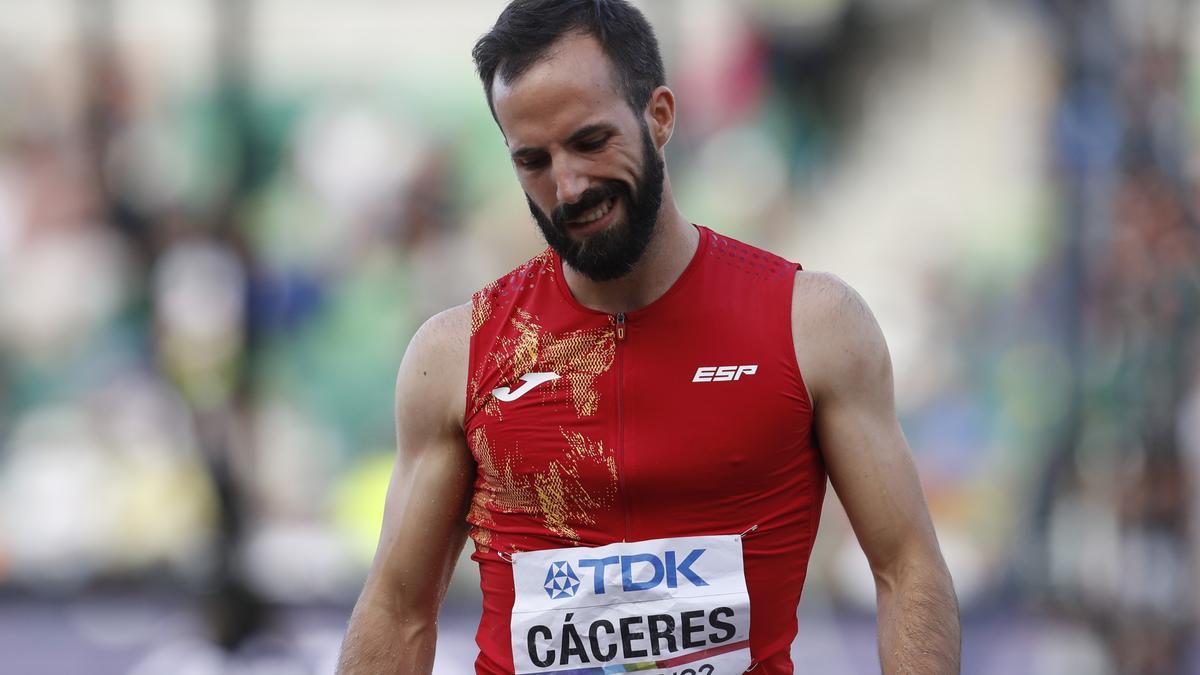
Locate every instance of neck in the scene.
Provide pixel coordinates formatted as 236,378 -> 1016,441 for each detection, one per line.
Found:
562,187 -> 698,314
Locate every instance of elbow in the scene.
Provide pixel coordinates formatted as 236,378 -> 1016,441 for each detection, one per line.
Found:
356,578 -> 443,629
870,541 -> 956,604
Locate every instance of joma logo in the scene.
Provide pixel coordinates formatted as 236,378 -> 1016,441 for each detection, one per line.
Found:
692,365 -> 758,382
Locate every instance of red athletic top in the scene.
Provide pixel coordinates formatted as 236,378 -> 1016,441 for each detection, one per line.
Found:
464,225 -> 826,673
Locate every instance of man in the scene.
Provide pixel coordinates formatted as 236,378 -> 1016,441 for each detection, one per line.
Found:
335,1 -> 960,673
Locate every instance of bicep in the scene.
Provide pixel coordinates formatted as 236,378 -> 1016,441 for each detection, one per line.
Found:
816,377 -> 935,573
797,274 -> 938,573
362,306 -> 475,613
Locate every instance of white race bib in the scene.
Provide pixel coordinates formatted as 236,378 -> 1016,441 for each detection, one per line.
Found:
510,535 -> 752,674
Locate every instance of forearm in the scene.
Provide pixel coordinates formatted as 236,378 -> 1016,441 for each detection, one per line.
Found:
336,593 -> 438,675
875,553 -> 960,674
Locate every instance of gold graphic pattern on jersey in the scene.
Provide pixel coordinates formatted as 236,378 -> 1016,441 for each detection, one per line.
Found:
481,308 -> 614,419
471,292 -> 493,337
467,426 -> 618,545
470,249 -> 555,336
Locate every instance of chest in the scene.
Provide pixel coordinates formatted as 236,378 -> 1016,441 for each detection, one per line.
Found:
469,308 -> 812,514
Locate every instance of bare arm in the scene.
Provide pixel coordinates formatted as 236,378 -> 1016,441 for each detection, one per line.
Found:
794,272 -> 960,674
336,304 -> 474,675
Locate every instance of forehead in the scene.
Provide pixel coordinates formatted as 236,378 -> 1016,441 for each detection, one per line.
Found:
492,33 -> 637,147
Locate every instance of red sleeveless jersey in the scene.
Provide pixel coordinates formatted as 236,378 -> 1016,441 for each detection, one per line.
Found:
464,225 -> 826,673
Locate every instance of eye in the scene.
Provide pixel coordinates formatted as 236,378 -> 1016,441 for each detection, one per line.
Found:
516,154 -> 548,171
576,135 -> 609,152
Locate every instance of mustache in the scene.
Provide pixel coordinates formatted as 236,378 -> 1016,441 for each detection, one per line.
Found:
551,182 -> 626,227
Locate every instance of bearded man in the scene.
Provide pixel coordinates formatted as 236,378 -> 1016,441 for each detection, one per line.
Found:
336,1 -> 960,673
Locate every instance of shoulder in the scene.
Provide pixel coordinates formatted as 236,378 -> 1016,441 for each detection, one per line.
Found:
791,271 -> 891,405
397,302 -> 472,429
791,271 -> 877,330
407,302 -> 472,365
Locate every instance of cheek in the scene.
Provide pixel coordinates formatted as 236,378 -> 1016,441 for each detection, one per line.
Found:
612,149 -> 644,182
520,177 -> 556,211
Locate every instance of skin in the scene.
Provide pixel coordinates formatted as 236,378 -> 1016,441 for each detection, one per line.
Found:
336,31 -> 960,675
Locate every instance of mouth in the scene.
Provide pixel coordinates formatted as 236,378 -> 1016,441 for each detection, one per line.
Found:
564,196 -> 619,237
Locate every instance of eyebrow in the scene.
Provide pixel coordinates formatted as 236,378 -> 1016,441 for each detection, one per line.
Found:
510,123 -> 618,160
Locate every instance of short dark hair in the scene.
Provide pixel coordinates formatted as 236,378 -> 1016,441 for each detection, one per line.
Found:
472,0 -> 666,123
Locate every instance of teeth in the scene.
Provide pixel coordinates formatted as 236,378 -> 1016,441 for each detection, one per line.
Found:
575,198 -> 613,225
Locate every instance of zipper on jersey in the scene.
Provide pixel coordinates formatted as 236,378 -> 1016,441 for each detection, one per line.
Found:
614,312 -> 630,541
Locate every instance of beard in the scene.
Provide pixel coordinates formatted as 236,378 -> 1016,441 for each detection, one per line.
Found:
526,123 -> 665,282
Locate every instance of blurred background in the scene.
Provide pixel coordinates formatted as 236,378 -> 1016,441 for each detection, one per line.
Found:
0,0 -> 1197,673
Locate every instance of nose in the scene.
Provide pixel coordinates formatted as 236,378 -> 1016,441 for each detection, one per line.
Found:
553,159 -> 589,207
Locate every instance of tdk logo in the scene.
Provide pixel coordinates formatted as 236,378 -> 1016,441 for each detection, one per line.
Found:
693,365 -> 758,382
544,561 -> 581,599
545,549 -> 709,600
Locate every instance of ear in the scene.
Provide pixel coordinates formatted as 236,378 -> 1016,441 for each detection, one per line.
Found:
644,86 -> 676,149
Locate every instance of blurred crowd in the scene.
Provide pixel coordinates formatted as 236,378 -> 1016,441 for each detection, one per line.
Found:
0,1 -> 1197,673
1030,1 -> 1200,672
